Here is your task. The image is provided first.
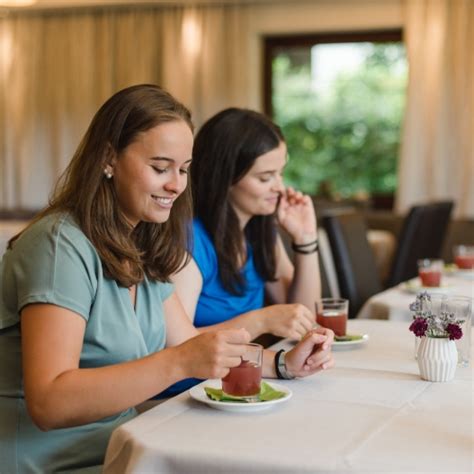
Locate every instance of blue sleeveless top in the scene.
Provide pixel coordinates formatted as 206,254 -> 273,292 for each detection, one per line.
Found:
192,219 -> 265,326
156,219 -> 265,399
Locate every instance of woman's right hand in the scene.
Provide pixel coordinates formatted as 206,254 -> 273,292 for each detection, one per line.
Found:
174,328 -> 251,380
261,303 -> 315,340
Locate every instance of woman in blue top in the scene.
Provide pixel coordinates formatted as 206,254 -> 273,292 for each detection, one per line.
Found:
173,108 -> 322,340
0,86 -> 333,473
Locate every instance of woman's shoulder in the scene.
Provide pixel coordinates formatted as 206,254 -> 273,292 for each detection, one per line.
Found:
17,212 -> 79,237
192,218 -> 208,236
12,212 -> 97,259
191,218 -> 214,248
190,219 -> 217,271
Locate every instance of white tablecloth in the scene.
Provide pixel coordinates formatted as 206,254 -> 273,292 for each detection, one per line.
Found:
103,320 -> 473,474
357,275 -> 474,321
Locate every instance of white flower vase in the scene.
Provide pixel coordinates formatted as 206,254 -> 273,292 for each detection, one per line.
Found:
417,336 -> 458,382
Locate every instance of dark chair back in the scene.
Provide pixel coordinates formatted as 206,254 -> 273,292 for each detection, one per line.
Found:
386,201 -> 454,287
323,212 -> 382,318
318,250 -> 332,298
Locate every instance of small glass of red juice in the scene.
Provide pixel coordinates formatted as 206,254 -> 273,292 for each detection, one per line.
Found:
417,259 -> 443,287
222,343 -> 263,401
453,245 -> 474,270
315,298 -> 349,337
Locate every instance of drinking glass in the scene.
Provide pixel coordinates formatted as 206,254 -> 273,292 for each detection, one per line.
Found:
222,343 -> 263,400
417,259 -> 443,287
316,298 -> 349,337
453,245 -> 474,270
445,296 -> 472,367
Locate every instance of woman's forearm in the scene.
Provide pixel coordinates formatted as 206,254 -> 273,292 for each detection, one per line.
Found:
287,251 -> 322,312
262,349 -> 277,378
27,347 -> 186,431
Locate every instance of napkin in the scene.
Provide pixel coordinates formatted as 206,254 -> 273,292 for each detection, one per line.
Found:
204,381 -> 286,403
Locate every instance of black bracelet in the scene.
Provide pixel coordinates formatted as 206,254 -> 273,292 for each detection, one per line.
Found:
292,239 -> 318,249
291,241 -> 318,254
274,349 -> 285,379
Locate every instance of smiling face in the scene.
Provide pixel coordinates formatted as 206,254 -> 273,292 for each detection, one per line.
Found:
108,120 -> 193,227
228,141 -> 287,227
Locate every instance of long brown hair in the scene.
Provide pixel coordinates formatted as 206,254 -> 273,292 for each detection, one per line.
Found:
192,108 -> 283,294
10,84 -> 193,287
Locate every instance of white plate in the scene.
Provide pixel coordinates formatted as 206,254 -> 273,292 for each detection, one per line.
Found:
333,334 -> 369,350
189,380 -> 292,413
400,280 -> 453,294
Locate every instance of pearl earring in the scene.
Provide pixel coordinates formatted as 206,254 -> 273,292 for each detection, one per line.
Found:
103,168 -> 113,179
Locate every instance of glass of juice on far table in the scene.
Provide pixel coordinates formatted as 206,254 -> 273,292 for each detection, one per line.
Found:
453,245 -> 474,270
222,343 -> 263,401
417,259 -> 443,287
316,298 -> 349,337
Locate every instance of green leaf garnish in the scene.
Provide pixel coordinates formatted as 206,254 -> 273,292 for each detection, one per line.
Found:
204,381 -> 286,403
204,387 -> 249,403
334,334 -> 364,342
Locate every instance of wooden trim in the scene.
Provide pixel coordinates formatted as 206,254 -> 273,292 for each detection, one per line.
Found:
262,29 -> 403,115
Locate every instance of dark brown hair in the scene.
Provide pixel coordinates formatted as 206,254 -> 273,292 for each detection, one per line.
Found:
10,84 -> 193,287
191,108 -> 284,294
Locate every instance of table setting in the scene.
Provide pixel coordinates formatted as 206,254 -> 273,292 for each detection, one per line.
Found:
357,250 -> 474,322
103,314 -> 473,474
189,380 -> 292,413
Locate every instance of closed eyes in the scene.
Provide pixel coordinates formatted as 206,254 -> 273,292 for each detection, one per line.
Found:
152,166 -> 188,175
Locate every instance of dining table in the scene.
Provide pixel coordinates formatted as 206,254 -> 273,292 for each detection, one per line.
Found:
356,273 -> 473,322
103,319 -> 473,473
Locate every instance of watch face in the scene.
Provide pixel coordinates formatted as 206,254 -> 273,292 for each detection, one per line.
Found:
277,351 -> 293,379
279,353 -> 286,369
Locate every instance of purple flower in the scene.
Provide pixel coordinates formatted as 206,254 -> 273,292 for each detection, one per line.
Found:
409,317 -> 428,337
446,324 -> 463,341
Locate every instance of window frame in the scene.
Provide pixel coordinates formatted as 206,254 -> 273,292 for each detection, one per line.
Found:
262,29 -> 403,117
262,29 -> 404,209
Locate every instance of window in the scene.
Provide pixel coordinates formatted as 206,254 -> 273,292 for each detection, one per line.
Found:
264,30 -> 407,207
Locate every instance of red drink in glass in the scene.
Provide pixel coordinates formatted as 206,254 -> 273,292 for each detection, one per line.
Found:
419,269 -> 441,287
315,298 -> 349,337
222,360 -> 262,397
455,255 -> 474,270
316,310 -> 347,337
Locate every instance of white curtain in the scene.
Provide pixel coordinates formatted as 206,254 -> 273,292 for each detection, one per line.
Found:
161,5 -> 252,127
0,4 -> 253,209
397,0 -> 474,218
5,0 -> 471,215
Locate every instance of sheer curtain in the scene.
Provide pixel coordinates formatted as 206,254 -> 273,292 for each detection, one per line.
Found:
161,5 -> 252,127
0,4 -> 253,209
397,0 -> 474,218
5,1 -> 471,214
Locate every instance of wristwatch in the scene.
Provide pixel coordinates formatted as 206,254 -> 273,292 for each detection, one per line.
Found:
275,350 -> 295,380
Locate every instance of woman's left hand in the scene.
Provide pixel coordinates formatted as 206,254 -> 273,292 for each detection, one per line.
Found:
284,327 -> 335,377
277,187 -> 317,243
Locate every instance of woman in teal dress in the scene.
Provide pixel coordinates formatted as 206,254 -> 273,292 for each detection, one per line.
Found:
0,85 -> 334,473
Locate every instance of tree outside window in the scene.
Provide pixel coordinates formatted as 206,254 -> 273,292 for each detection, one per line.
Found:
266,32 -> 408,207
